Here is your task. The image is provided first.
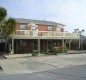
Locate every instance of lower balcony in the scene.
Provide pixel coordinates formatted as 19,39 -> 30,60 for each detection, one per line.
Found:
12,30 -> 80,39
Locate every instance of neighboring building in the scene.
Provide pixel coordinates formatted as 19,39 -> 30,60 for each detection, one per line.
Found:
9,18 -> 80,54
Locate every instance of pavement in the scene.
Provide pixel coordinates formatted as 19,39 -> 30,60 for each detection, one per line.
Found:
0,63 -> 86,80
0,56 -> 86,80
0,54 -> 86,79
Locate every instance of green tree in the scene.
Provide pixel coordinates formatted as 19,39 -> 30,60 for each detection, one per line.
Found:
0,7 -> 16,51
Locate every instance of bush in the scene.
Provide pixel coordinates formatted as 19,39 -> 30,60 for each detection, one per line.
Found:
57,47 -> 63,53
41,46 -> 68,55
32,52 -> 38,56
63,47 -> 68,53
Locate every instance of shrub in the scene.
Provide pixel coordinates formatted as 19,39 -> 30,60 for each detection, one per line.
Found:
32,52 -> 38,56
57,47 -> 63,53
63,47 -> 68,53
41,46 -> 68,55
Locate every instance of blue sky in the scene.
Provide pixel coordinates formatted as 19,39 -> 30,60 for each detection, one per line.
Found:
0,0 -> 86,33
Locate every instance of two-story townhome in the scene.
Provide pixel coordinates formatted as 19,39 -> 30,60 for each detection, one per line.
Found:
10,18 -> 80,54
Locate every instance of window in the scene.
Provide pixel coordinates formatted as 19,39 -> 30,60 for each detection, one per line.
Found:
31,26 -> 36,30
22,41 -> 27,46
56,27 -> 60,32
20,24 -> 26,30
48,26 -> 53,31
48,40 -> 52,49
60,28 -> 64,32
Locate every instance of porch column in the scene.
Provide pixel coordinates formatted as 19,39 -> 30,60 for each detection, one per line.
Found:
11,38 -> 14,54
79,39 -> 80,50
62,39 -> 64,52
69,40 -> 71,50
38,39 -> 40,53
64,40 -> 66,47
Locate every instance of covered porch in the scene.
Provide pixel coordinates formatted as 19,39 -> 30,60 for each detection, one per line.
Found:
9,39 -> 80,54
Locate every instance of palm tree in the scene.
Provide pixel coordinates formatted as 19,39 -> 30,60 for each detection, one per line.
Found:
0,7 -> 16,52
0,7 -> 7,40
74,28 -> 79,33
4,18 -> 16,37
0,7 -> 7,22
82,29 -> 85,35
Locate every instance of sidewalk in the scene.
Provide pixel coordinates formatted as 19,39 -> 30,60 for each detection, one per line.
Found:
3,54 -> 32,59
68,50 -> 86,54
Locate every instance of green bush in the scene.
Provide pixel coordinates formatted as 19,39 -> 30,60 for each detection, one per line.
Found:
32,52 -> 38,56
57,47 -> 63,53
41,46 -> 68,55
63,47 -> 68,53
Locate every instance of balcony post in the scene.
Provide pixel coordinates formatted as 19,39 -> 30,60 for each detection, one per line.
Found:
38,39 -> 40,53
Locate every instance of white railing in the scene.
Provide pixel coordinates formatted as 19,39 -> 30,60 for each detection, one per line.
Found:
14,30 -> 80,39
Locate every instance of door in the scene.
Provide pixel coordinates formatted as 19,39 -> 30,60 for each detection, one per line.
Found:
47,40 -> 52,49
33,40 -> 38,52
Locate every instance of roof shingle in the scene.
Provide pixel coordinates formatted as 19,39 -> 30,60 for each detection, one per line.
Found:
15,18 -> 65,26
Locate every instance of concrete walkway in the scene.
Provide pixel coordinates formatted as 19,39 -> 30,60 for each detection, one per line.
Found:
4,54 -> 32,59
0,54 -> 86,75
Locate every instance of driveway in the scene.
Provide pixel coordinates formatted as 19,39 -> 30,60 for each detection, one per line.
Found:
0,54 -> 86,76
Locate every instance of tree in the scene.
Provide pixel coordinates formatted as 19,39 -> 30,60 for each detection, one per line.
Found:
0,7 -> 16,52
0,7 -> 7,22
82,29 -> 85,35
74,28 -> 79,33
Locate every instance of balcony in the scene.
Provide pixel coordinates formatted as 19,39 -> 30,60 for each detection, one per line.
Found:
12,30 -> 80,39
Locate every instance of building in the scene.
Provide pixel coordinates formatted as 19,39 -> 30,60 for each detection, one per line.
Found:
10,18 -> 80,54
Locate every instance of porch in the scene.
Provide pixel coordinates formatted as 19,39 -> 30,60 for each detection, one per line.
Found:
10,39 -> 80,54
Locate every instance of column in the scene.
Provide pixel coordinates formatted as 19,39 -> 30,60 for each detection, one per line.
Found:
69,40 -> 71,50
11,38 -> 14,54
64,40 -> 66,47
62,39 -> 64,52
38,39 -> 40,53
79,39 -> 80,50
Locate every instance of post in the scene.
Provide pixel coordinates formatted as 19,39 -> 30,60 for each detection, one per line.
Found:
69,40 -> 71,50
38,39 -> 40,53
79,39 -> 80,50
11,38 -> 14,54
64,40 -> 66,47
62,39 -> 64,52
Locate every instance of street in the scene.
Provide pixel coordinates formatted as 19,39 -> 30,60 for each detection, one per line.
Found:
0,54 -> 86,80
0,64 -> 86,80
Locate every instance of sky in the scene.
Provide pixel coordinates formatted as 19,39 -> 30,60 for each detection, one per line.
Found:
0,0 -> 86,33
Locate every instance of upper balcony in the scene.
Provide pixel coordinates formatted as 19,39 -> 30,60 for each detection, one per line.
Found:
12,30 -> 80,39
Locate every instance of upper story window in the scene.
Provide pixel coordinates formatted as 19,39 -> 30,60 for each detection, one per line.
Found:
31,26 -> 36,30
56,27 -> 60,32
48,26 -> 53,31
20,24 -> 27,30
56,25 -> 64,32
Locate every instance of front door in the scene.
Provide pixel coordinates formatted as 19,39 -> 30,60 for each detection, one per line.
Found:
33,40 -> 38,52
